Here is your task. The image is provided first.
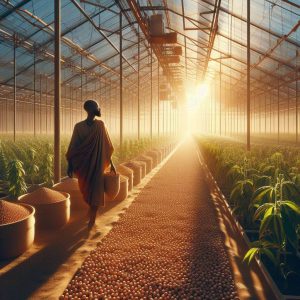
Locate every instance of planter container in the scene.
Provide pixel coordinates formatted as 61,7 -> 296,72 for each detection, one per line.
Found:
104,172 -> 120,201
123,162 -> 142,186
136,155 -> 153,174
117,164 -> 133,192
19,190 -> 70,230
52,178 -> 88,211
0,202 -> 35,259
114,175 -> 128,202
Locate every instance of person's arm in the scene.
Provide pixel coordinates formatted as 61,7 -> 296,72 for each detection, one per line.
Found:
110,158 -> 116,174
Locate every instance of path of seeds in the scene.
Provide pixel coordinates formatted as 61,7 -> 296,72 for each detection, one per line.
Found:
62,140 -> 239,300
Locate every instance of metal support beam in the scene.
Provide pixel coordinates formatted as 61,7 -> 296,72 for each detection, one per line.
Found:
119,13 -> 123,148
150,47 -> 153,139
54,0 -> 61,183
40,75 -> 42,134
0,0 -> 31,21
71,0 -> 136,72
219,60 -> 221,136
33,47 -> 36,137
158,63 -> 160,137
246,0 -> 250,151
297,50 -> 299,144
13,35 -> 17,142
137,28 -> 140,140
278,80 -> 280,144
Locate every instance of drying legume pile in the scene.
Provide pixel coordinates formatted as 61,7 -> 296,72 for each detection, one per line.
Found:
0,200 -> 30,224
21,187 -> 67,204
61,140 -> 238,300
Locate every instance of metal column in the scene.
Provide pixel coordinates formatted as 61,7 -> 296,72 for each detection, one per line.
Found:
296,50 -> 299,144
219,61 -> 221,136
158,63 -> 160,137
81,55 -> 83,119
246,0 -> 251,150
40,75 -> 42,134
137,28 -> 140,140
277,81 -> 280,144
54,0 -> 61,183
119,12 -> 123,148
33,48 -> 36,137
150,47 -> 153,139
13,35 -> 17,142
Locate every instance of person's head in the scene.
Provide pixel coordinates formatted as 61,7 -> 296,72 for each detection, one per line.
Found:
84,100 -> 101,117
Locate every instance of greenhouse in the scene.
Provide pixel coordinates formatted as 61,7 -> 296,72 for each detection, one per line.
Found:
0,0 -> 299,299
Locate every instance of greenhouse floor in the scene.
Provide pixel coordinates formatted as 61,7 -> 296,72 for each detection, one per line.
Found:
1,139 -> 273,299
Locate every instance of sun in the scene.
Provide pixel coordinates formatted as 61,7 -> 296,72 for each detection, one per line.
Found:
185,82 -> 210,111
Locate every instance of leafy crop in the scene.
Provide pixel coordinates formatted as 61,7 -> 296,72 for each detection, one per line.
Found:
198,137 -> 300,284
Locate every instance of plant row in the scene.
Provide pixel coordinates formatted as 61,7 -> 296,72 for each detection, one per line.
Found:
0,135 -> 174,199
197,137 -> 300,293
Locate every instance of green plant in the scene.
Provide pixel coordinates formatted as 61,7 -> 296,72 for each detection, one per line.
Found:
230,179 -> 255,228
244,174 -> 300,272
40,154 -> 54,186
7,159 -> 27,198
0,144 -> 8,181
25,148 -> 39,184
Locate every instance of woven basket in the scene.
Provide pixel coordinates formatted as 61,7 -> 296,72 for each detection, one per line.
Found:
104,172 -> 120,201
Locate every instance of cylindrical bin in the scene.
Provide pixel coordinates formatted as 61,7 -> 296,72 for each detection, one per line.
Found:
134,160 -> 146,178
0,201 -> 35,259
146,151 -> 159,167
19,188 -> 70,230
136,155 -> 153,174
123,161 -> 142,186
117,164 -> 133,192
114,175 -> 128,202
52,178 -> 88,211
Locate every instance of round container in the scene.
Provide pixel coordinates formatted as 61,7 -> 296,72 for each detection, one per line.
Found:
104,172 -> 120,201
117,165 -> 133,192
123,162 -> 142,186
136,155 -> 153,174
114,175 -> 128,202
19,188 -> 70,230
52,178 -> 88,211
146,151 -> 159,167
0,201 -> 35,259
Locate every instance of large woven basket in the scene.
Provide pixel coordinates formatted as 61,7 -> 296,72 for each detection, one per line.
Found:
104,172 -> 120,201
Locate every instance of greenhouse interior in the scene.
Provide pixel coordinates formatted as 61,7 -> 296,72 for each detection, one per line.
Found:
0,0 -> 300,299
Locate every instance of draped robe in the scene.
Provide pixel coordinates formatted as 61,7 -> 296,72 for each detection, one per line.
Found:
66,120 -> 114,207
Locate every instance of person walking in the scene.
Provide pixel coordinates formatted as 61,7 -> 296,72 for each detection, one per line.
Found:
66,100 -> 116,228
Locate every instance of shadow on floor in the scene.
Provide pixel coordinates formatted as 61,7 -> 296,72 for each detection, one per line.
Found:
0,198 -> 124,300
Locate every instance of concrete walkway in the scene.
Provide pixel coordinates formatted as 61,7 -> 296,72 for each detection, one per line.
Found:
62,139 -> 239,299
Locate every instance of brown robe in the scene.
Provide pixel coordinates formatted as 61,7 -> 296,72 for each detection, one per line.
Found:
66,120 -> 114,207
